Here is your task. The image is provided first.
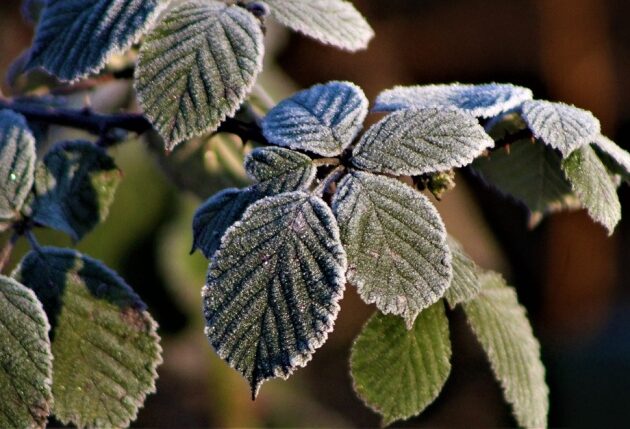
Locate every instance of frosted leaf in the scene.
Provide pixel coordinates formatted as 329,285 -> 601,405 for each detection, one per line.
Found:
30,141 -> 122,241
522,100 -> 600,157
25,0 -> 164,82
21,0 -> 46,24
262,81 -> 368,156
13,247 -> 162,429
444,238 -> 482,308
463,272 -> 548,428
561,145 -> 621,235
352,108 -> 494,175
136,0 -> 264,149
244,146 -> 316,194
592,134 -> 630,183
332,172 -> 451,328
0,110 -> 36,228
374,83 -> 533,118
350,303 -> 451,426
265,0 -> 374,51
0,275 -> 52,429
203,192 -> 347,397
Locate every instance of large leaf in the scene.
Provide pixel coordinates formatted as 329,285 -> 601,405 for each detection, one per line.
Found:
463,272 -> 548,428
374,83 -> 532,118
352,107 -> 493,175
0,110 -> 36,227
244,146 -> 316,194
561,145 -> 621,235
13,247 -> 162,429
203,192 -> 347,396
350,303 -> 451,426
25,0 -> 164,81
332,172 -> 451,327
136,0 -> 264,149
0,275 -> 52,429
521,100 -> 600,157
265,0 -> 374,51
444,238 -> 482,308
30,141 -> 122,241
262,81 -> 368,156
592,134 -> 630,183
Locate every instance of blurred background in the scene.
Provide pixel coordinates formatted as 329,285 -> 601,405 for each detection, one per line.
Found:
2,0 -> 630,426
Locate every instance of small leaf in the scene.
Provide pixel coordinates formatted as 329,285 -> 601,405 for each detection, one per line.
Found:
262,81 -> 368,156
521,100 -> 600,157
25,0 -> 164,81
13,247 -> 162,429
332,172 -> 451,327
0,110 -> 36,227
0,275 -> 53,429
352,108 -> 494,175
350,303 -> 451,426
374,83 -> 533,118
561,145 -> 621,235
136,0 -> 264,149
444,238 -> 482,308
592,134 -> 630,182
203,192 -> 347,397
30,141 -> 122,241
463,272 -> 548,428
265,0 -> 374,51
244,146 -> 316,193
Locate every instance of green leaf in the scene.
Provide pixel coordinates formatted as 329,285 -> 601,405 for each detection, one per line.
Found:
444,238 -> 482,308
25,0 -> 164,81
350,303 -> 451,426
262,81 -> 368,156
203,192 -> 347,397
13,247 -> 162,429
0,110 -> 36,228
521,100 -> 600,157
463,272 -> 548,428
265,0 -> 374,51
30,141 -> 122,241
0,275 -> 52,429
352,108 -> 494,175
592,134 -> 630,182
561,145 -> 621,235
332,172 -> 451,328
136,0 -> 264,149
374,83 -> 533,118
244,146 -> 316,194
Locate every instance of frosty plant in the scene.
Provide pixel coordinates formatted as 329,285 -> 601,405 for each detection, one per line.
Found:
0,0 -> 628,427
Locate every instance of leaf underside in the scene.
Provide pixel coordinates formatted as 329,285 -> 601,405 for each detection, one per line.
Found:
13,247 -> 162,429
203,192 -> 347,397
26,0 -> 163,81
444,237 -> 482,308
0,275 -> 53,429
350,303 -> 451,426
136,0 -> 264,149
352,107 -> 494,175
332,172 -> 451,327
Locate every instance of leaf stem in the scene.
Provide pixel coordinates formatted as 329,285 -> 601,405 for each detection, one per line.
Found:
0,233 -> 20,273
314,165 -> 346,197
313,157 -> 341,167
25,231 -> 41,251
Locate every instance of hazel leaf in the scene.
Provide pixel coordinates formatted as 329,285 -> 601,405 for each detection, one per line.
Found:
244,146 -> 316,194
444,238 -> 483,308
592,134 -> 630,183
203,192 -> 347,397
332,172 -> 451,328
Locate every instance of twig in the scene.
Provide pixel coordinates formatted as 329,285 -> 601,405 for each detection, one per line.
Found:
314,165 -> 346,197
0,233 -> 19,273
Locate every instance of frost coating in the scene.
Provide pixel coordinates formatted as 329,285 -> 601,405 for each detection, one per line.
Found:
0,275 -> 53,429
562,145 -> 621,235
444,238 -> 482,308
203,192 -> 347,397
136,0 -> 265,149
592,134 -> 630,182
522,100 -> 600,157
244,147 -> 316,194
352,108 -> 494,175
0,110 -> 36,226
265,0 -> 374,51
374,83 -> 533,118
25,0 -> 164,82
332,172 -> 452,328
263,81 -> 368,156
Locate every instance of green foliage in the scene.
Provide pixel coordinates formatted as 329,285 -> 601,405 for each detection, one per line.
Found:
13,247 -> 162,428
444,238 -> 482,307
0,275 -> 52,429
244,147 -> 316,194
350,303 -> 451,426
